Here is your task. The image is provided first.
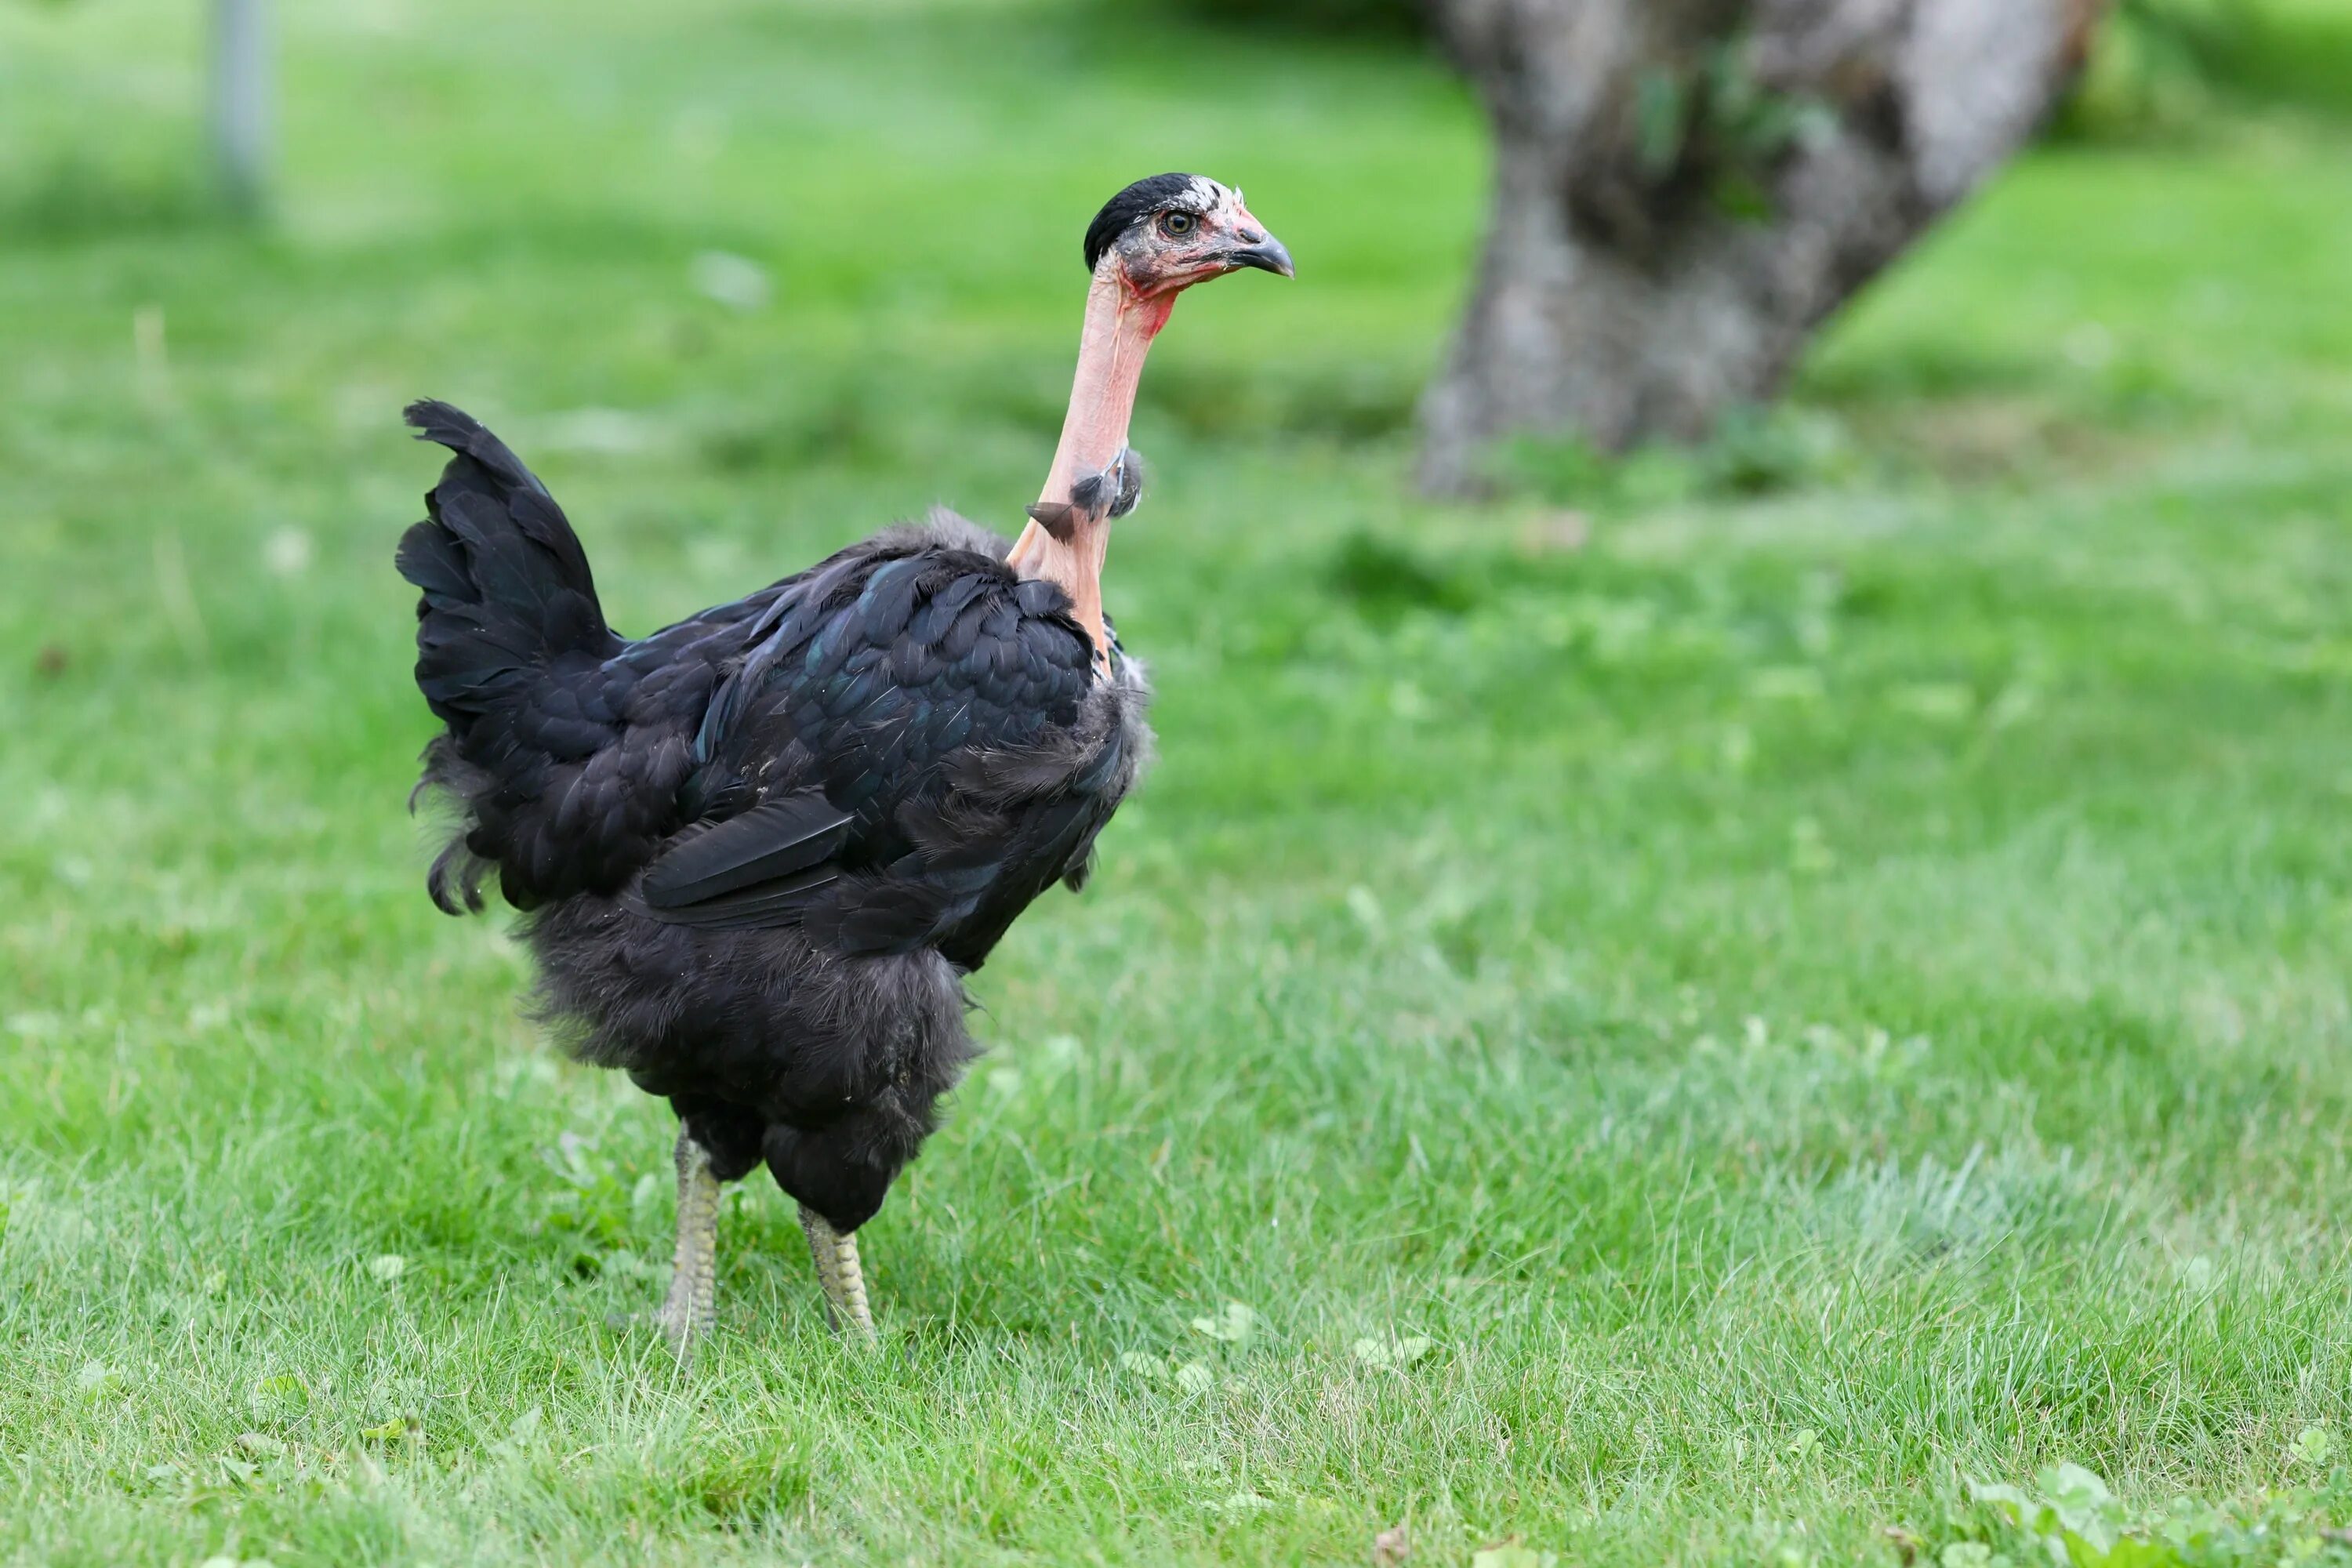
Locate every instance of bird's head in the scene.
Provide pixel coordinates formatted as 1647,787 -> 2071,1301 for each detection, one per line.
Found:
1083,173 -> 1294,299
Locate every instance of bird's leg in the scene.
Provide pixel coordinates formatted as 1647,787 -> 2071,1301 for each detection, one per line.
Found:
654,1125 -> 721,1349
797,1203 -> 876,1345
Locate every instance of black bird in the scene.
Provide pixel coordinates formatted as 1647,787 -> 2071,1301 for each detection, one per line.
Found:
396,175 -> 1290,1345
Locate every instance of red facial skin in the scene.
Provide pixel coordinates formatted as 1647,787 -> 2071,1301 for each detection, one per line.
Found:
1116,194 -> 1293,296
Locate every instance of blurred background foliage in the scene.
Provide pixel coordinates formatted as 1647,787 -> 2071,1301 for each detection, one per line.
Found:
1135,0 -> 2352,139
1137,0 -> 1429,36
2061,0 -> 2352,134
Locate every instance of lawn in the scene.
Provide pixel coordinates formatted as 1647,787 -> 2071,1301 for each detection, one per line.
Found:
5,1 -> 2352,1563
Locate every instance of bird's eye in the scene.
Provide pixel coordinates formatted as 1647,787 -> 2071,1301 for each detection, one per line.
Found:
1160,211 -> 1197,238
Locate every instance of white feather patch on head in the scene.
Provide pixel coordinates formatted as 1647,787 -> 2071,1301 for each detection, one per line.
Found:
1181,176 -> 1235,216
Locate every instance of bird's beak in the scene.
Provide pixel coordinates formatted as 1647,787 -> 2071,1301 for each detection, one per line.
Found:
1227,235 -> 1295,278
1219,194 -> 1293,280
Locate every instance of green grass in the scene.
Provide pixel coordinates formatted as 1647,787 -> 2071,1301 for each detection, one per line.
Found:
5,1 -> 2352,1563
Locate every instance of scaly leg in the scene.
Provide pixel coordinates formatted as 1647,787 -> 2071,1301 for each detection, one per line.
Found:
797,1203 -> 876,1344
654,1126 -> 721,1349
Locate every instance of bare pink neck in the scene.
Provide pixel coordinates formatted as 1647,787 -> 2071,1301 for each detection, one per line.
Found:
1006,271 -> 1174,669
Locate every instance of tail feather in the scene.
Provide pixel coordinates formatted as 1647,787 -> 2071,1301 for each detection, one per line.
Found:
414,733 -> 497,916
405,398 -> 599,586
397,400 -> 649,913
396,400 -> 616,729
403,397 -> 549,497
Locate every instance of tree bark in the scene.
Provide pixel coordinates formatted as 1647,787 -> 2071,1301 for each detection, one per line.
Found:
1417,0 -> 2104,492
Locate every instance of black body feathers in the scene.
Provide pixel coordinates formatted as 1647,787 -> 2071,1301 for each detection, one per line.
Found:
396,405 -> 1152,1229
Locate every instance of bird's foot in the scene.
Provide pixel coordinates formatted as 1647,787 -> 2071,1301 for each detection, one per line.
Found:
652,1283 -> 714,1352
797,1203 -> 877,1345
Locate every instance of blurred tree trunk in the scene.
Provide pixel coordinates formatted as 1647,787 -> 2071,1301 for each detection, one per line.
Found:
1417,0 -> 2105,492
211,0 -> 271,214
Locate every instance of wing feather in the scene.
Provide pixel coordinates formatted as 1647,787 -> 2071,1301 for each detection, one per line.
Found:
628,518 -> 1135,960
638,788 -> 853,909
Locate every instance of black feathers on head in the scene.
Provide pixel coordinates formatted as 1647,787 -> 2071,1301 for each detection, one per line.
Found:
1083,172 -> 1208,272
